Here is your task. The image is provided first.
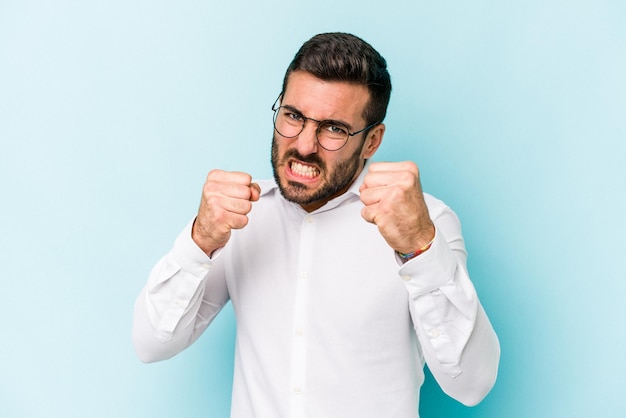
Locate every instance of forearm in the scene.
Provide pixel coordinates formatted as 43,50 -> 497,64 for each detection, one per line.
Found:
401,205 -> 499,405
132,220 -> 229,363
404,240 -> 499,404
425,301 -> 499,406
132,282 -> 204,363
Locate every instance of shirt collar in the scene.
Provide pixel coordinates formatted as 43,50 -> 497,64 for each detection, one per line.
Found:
344,159 -> 372,198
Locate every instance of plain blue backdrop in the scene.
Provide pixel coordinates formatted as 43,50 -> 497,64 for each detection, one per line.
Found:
1,0 -> 624,417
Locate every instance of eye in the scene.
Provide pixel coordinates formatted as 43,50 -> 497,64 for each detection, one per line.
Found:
322,122 -> 349,136
283,109 -> 304,122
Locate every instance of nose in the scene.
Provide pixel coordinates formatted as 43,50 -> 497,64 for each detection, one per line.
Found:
294,122 -> 319,156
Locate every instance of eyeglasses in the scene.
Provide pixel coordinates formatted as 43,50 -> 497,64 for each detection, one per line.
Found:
272,96 -> 379,151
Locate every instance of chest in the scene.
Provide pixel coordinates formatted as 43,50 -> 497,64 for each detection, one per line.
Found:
223,198 -> 410,337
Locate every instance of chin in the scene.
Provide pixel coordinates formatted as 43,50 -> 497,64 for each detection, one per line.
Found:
281,180 -> 317,204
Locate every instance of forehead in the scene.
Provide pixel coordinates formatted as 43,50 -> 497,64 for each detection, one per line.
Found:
282,71 -> 370,124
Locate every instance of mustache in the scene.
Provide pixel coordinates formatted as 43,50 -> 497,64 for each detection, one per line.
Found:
282,149 -> 326,169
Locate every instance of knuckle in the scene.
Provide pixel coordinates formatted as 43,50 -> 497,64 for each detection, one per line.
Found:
388,185 -> 404,200
202,182 -> 215,196
203,192 -> 220,207
397,170 -> 413,183
402,160 -> 418,172
236,199 -> 253,214
207,169 -> 224,180
231,213 -> 249,230
210,206 -> 228,223
241,172 -> 252,184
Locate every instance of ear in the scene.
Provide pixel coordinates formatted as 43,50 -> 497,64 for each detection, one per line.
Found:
361,123 -> 385,159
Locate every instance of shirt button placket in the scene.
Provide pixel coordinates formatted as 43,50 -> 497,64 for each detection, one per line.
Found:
290,214 -> 316,417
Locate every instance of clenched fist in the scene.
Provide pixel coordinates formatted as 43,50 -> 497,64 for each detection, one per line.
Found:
359,161 -> 435,255
192,169 -> 261,256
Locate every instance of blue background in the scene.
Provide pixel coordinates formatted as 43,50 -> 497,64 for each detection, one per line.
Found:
1,0 -> 624,417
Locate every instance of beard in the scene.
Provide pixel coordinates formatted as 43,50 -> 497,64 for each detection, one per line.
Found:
271,136 -> 364,208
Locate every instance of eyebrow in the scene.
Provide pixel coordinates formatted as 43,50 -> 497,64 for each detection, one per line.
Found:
281,104 -> 354,131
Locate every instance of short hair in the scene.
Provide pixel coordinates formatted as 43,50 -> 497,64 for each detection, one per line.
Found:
281,32 -> 392,127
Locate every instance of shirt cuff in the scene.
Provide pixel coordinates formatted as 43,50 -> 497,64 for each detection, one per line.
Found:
397,228 -> 458,295
148,220 -> 214,340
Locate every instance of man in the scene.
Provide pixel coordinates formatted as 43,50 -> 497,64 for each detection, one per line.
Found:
133,32 -> 499,417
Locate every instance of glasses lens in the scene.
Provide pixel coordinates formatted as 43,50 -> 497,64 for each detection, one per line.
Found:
272,106 -> 350,151
317,121 -> 349,151
274,107 -> 303,138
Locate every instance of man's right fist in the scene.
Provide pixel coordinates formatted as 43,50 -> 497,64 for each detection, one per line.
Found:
191,169 -> 260,256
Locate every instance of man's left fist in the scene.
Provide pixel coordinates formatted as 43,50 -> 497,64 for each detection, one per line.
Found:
359,161 -> 435,255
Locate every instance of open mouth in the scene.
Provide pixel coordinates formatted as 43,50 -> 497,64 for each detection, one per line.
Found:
289,161 -> 320,180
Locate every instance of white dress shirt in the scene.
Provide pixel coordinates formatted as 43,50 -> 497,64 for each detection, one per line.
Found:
133,163 -> 500,418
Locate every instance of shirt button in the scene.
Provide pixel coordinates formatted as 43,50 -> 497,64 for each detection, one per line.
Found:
294,387 -> 302,394
429,329 -> 441,338
305,216 -> 314,224
295,328 -> 304,337
201,263 -> 210,270
401,275 -> 411,282
300,271 -> 308,280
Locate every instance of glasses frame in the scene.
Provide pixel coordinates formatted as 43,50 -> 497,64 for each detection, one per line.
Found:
271,94 -> 379,151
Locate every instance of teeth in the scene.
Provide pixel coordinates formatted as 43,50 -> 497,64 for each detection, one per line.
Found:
291,162 -> 319,178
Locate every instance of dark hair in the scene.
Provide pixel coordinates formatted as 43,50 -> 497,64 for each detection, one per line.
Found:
281,32 -> 392,127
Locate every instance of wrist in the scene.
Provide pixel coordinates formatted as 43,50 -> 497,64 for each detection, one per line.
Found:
191,218 -> 223,257
397,237 -> 434,262
396,226 -> 436,262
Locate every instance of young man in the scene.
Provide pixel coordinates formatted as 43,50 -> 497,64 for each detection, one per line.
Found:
133,32 -> 499,417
